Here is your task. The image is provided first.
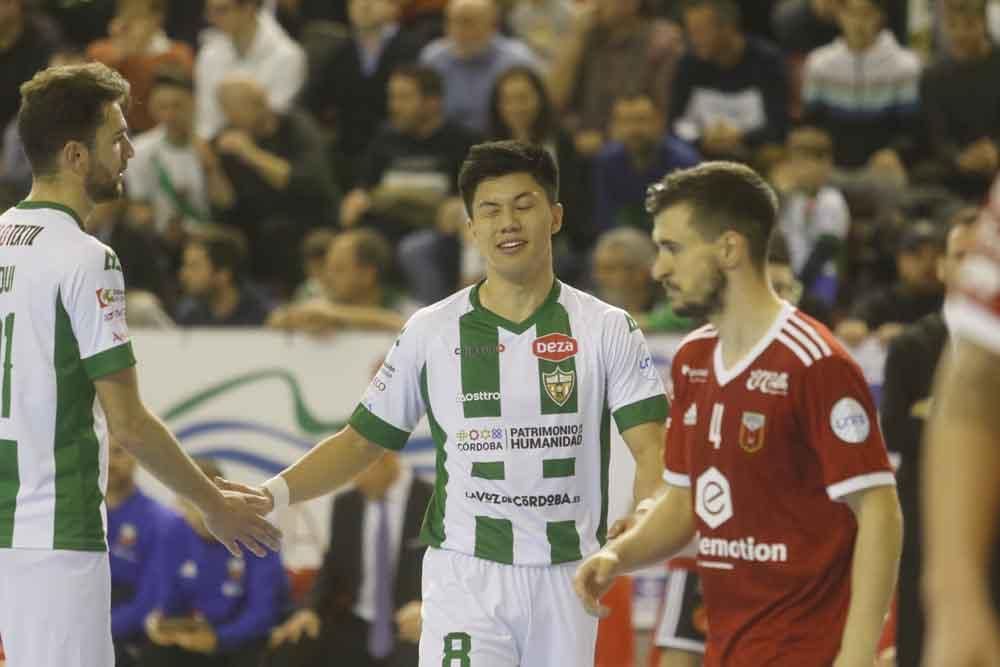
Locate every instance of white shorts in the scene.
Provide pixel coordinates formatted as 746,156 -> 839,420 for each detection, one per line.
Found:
654,567 -> 706,654
0,549 -> 113,667
419,548 -> 598,667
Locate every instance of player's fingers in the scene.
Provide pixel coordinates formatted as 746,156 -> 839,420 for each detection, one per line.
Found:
221,537 -> 241,558
249,515 -> 282,550
306,620 -> 321,639
239,535 -> 267,558
268,628 -> 286,648
606,519 -> 628,539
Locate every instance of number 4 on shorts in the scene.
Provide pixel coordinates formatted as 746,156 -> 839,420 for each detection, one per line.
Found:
443,632 -> 471,666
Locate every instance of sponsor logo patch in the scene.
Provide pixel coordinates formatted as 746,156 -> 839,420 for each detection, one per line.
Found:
681,365 -> 710,383
532,333 -> 578,362
457,391 -> 501,403
96,287 -> 125,308
695,467 -> 733,529
830,397 -> 870,444
739,412 -> 766,453
746,370 -> 789,396
542,366 -> 575,406
454,343 -> 506,356
639,355 -> 658,380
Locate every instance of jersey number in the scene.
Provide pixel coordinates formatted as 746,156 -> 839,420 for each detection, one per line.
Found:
442,632 -> 471,666
0,313 -> 13,418
709,403 -> 724,450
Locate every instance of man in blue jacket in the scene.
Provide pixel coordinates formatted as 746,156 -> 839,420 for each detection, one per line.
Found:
143,458 -> 288,666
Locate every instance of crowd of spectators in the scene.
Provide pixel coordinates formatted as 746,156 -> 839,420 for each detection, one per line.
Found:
2,0 -> 998,345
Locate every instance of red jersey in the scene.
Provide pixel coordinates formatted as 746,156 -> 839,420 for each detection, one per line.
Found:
949,177 -> 1000,354
663,304 -> 894,666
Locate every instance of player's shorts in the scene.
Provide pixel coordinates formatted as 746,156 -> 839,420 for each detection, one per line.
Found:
419,547 -> 599,667
654,567 -> 707,654
0,548 -> 113,667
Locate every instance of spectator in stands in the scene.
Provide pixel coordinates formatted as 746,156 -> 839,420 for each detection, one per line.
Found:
836,220 -> 946,346
767,230 -> 833,324
304,0 -> 426,180
801,0 -> 920,180
0,0 -> 60,143
206,76 -> 339,292
270,228 -> 416,333
341,65 -> 478,245
292,228 -> 337,303
507,0 -> 574,68
769,126 -> 850,306
107,441 -> 174,667
144,458 -> 287,667
420,0 -> 539,134
489,65 -> 592,254
195,0 -> 307,139
593,92 -> 701,232
125,68 -> 209,243
879,215 -> 977,667
175,226 -> 273,326
591,226 -> 694,334
916,0 -> 1000,201
267,452 -> 432,667
87,0 -> 194,134
671,0 -> 789,162
772,0 -> 908,56
548,0 -> 683,157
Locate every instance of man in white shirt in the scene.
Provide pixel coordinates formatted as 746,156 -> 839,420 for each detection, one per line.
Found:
195,0 -> 306,139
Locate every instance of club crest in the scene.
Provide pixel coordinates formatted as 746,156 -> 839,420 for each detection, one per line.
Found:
739,411 -> 766,453
543,366 -> 576,406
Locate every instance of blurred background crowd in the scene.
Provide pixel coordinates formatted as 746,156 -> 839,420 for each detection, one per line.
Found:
1,0 -> 999,664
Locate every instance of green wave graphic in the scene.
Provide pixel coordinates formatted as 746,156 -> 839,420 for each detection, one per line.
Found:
163,369 -> 347,435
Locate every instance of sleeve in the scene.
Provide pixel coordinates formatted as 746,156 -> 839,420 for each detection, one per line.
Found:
62,244 -> 136,380
815,188 -> 850,241
879,334 -> 921,470
214,552 -> 287,651
796,354 -> 895,501
348,320 -> 427,450
267,45 -> 307,113
111,506 -> 173,638
194,51 -> 222,140
947,188 -> 1000,354
604,310 -> 669,434
662,358 -> 690,488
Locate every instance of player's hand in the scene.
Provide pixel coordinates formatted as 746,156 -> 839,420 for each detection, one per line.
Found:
200,485 -> 281,557
573,550 -> 621,618
832,648 -> 877,667
145,611 -> 176,646
269,608 -> 322,647
217,130 -> 257,161
922,598 -> 1000,667
175,626 -> 218,654
341,189 -> 372,227
395,601 -> 423,643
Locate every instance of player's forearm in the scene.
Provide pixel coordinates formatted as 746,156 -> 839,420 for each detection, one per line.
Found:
622,422 -> 666,506
243,146 -> 291,190
839,486 -> 902,661
275,426 -> 385,505
923,342 -> 1000,598
113,410 -> 225,515
608,485 -> 695,572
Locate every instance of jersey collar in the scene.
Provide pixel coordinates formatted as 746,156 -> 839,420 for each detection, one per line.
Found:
713,301 -> 795,387
469,279 -> 561,334
15,200 -> 85,231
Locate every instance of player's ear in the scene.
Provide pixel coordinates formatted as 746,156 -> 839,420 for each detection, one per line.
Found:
716,231 -> 744,270
62,140 -> 90,175
550,202 -> 564,236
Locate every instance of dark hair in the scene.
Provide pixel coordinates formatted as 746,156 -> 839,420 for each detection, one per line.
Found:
767,231 -> 792,266
646,161 -> 778,268
488,66 -> 558,144
942,0 -> 987,18
188,226 -> 248,283
151,65 -> 194,94
18,62 -> 131,176
681,0 -> 741,23
391,64 -> 444,99
458,140 -> 559,215
339,228 -> 393,283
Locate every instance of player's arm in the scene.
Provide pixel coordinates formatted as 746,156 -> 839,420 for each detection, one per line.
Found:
574,483 -> 694,616
95,367 -> 280,557
620,420 -> 667,506
834,485 -> 903,666
922,339 -> 1000,617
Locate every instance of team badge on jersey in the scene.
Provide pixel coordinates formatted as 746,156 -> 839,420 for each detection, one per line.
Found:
542,366 -> 575,406
118,523 -> 137,547
739,412 -> 766,453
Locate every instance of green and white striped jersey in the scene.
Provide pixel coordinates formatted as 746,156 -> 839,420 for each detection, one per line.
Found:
0,202 -> 136,551
349,281 -> 668,566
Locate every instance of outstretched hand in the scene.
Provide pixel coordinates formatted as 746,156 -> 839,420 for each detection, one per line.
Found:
202,478 -> 281,557
573,551 -> 621,618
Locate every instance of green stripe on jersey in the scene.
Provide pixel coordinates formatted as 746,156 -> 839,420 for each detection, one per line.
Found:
596,405 -> 612,546
0,439 -> 18,548
471,461 -> 505,480
458,312 -> 501,418
613,395 -> 669,432
349,404 -> 410,451
53,292 -> 105,551
474,516 -> 513,564
82,342 -> 136,380
547,520 -> 582,564
535,300 -> 578,415
419,365 -> 449,548
542,457 -> 575,478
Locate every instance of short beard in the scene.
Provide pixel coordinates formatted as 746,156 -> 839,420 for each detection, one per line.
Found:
85,163 -> 122,203
672,269 -> 727,320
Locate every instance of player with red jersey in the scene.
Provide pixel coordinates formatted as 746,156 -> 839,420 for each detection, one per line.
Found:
575,162 -> 903,667
922,176 -> 1000,666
